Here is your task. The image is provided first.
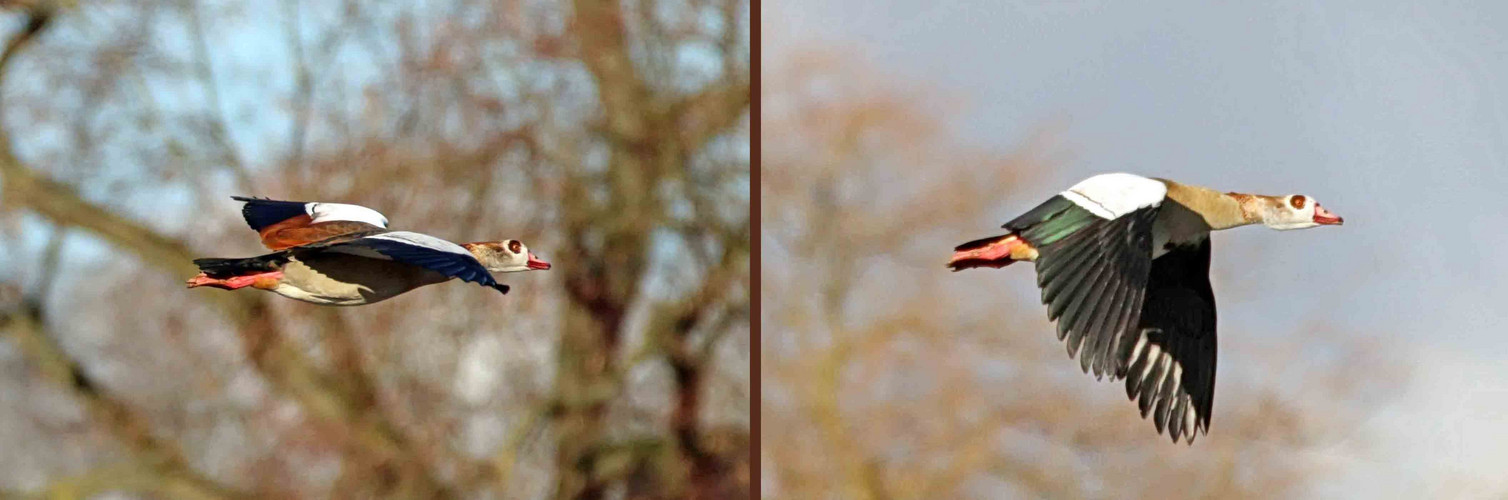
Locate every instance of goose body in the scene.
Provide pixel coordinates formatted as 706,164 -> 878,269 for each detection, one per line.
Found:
270,251 -> 452,306
948,173 -> 1343,444
188,197 -> 550,306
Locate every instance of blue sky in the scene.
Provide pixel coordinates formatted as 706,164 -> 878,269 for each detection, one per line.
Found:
769,0 -> 1508,496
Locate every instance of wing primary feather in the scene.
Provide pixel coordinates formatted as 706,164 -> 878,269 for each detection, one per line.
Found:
1170,394 -> 1190,441
1085,275 -> 1130,378
1154,363 -> 1180,433
1078,220 -> 1132,375
1113,286 -> 1149,375
1035,228 -> 1100,291
1046,249 -> 1106,321
1056,252 -> 1112,346
1139,353 -> 1171,416
1096,211 -> 1154,376
1045,225 -> 1115,318
1062,248 -> 1115,351
1116,330 -> 1144,379
1068,250 -> 1119,368
1108,210 -> 1156,372
1072,219 -> 1123,333
1126,340 -> 1155,398
1191,400 -> 1205,437
1040,245 -> 1096,307
341,235 -> 500,288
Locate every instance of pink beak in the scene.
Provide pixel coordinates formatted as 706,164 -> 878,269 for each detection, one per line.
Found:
526,253 -> 551,270
1313,204 -> 1344,225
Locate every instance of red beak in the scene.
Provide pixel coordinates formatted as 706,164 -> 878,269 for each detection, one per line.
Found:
1313,205 -> 1344,225
526,253 -> 552,270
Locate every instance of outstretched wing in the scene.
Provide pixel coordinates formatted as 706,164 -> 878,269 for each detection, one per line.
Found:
233,196 -> 390,250
318,231 -> 506,293
1118,238 -> 1217,444
1009,174 -> 1166,380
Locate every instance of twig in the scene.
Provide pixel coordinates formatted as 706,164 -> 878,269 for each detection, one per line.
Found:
281,0 -> 312,176
185,0 -> 255,192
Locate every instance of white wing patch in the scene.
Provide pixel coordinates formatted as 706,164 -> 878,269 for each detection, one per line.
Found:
307,202 -> 389,228
322,231 -> 474,261
366,231 -> 472,256
1060,173 -> 1167,220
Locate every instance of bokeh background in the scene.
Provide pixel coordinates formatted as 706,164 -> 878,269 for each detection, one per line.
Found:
0,0 -> 747,498
764,1 -> 1506,498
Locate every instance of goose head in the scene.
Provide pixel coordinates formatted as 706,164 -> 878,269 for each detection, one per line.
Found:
1256,194 -> 1344,230
463,240 -> 552,273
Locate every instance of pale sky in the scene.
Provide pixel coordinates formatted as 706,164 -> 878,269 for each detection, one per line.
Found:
768,1 -> 1508,497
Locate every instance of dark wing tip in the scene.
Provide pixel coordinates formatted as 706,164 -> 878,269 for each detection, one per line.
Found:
353,237 -> 501,289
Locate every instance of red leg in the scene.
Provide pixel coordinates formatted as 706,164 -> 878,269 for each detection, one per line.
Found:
186,271 -> 283,290
948,235 -> 1037,271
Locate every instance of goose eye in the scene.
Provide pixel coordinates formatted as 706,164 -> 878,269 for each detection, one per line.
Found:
1290,195 -> 1306,209
508,240 -> 522,254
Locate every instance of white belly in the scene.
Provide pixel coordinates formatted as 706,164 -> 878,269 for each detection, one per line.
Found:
271,282 -> 374,306
1152,202 -> 1211,258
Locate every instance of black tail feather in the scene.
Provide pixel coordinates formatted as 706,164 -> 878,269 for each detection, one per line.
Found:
193,253 -> 289,278
953,233 -> 1013,252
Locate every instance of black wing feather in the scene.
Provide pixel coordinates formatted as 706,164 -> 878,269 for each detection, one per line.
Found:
1083,264 -> 1131,378
1073,219 -> 1133,373
1026,207 -> 1157,374
1059,253 -> 1113,349
984,191 -> 1225,444
232,196 -> 309,232
327,237 -> 502,289
1120,238 -> 1218,444
1092,217 -> 1155,377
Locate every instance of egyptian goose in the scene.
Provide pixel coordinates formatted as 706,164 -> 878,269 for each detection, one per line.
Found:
187,197 -> 550,306
948,173 -> 1343,444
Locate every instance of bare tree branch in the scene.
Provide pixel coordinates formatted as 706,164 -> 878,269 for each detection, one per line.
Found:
550,1 -> 668,497
678,79 -> 749,151
551,0 -> 749,497
281,0 -> 312,176
0,221 -> 242,500
184,0 -> 255,192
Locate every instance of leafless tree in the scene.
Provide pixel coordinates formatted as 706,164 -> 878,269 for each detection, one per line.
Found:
0,0 -> 747,498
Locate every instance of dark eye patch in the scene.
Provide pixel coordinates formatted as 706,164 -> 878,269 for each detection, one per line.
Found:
508,240 -> 522,253
1290,195 -> 1307,209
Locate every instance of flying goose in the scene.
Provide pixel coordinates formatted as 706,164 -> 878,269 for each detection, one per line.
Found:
187,197 -> 550,306
947,173 -> 1343,444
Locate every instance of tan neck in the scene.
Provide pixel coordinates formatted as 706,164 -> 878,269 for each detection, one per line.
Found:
458,242 -> 500,269
1157,179 -> 1265,230
461,241 -> 509,270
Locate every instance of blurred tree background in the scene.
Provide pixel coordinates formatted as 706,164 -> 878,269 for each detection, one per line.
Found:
760,51 -> 1402,498
0,0 -> 747,498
